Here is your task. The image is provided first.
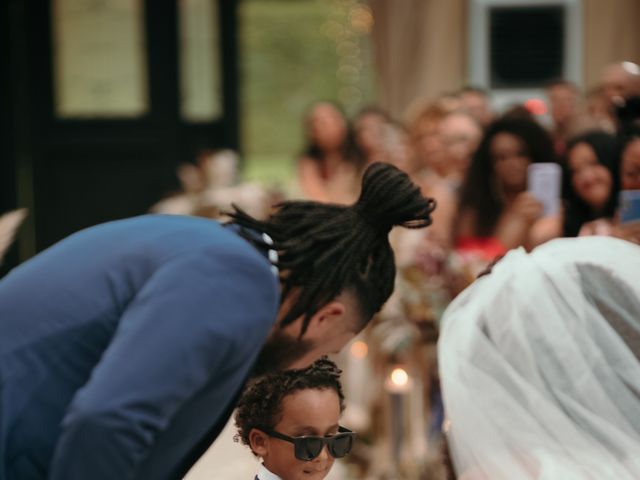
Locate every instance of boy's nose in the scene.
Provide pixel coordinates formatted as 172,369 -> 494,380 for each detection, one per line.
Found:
315,444 -> 331,461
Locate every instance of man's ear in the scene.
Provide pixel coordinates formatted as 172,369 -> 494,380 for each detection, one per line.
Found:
249,428 -> 269,458
303,300 -> 346,341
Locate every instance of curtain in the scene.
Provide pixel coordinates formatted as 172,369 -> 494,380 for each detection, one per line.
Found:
369,0 -> 640,116
583,0 -> 640,89
369,0 -> 466,120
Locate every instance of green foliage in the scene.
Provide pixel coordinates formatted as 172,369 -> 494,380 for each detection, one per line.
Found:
240,0 -> 375,184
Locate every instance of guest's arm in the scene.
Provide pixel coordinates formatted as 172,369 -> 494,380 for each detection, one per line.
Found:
495,192 -> 543,250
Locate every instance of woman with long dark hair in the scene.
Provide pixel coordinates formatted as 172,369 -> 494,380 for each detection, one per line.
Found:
297,101 -> 363,204
455,116 -> 560,257
563,131 -> 619,236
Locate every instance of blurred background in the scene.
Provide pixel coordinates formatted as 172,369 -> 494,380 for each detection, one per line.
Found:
2,0 -> 640,479
3,0 -> 639,267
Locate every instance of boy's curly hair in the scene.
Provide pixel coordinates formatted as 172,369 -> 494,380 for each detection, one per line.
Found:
234,357 -> 345,450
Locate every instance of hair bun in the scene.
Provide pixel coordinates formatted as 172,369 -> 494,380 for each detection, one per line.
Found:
354,162 -> 436,233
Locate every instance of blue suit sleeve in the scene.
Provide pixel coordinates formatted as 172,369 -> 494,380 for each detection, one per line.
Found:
48,247 -> 279,480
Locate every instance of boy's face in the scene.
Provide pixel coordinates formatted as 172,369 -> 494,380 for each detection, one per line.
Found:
257,388 -> 341,480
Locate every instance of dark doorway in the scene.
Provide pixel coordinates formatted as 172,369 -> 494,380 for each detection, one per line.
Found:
489,5 -> 565,89
2,0 -> 239,268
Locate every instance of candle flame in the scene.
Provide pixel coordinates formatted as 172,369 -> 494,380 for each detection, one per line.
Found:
390,368 -> 409,386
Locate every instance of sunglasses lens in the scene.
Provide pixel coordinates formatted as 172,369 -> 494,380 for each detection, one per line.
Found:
296,437 -> 324,461
329,434 -> 353,458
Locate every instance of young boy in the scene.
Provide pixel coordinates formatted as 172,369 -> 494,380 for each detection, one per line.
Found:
235,358 -> 356,480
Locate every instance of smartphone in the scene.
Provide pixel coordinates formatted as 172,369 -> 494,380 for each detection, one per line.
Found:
619,190 -> 640,224
527,163 -> 562,217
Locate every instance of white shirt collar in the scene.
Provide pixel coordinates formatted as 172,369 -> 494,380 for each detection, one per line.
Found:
257,464 -> 282,480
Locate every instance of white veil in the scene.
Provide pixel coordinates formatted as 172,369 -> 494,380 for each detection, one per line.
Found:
438,237 -> 640,480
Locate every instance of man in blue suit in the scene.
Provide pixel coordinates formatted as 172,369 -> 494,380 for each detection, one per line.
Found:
0,163 -> 434,479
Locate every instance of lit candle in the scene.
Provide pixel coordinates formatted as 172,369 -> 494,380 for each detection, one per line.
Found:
342,338 -> 372,431
384,365 -> 413,470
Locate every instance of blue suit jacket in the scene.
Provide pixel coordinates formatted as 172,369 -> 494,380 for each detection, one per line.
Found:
0,215 -> 280,480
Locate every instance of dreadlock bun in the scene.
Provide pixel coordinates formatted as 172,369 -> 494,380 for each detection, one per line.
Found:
354,162 -> 436,233
228,161 -> 436,334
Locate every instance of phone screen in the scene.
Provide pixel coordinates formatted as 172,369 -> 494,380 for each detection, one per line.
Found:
527,163 -> 562,217
619,190 -> 640,224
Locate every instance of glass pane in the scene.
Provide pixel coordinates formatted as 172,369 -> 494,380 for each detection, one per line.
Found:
52,0 -> 148,118
179,0 -> 222,122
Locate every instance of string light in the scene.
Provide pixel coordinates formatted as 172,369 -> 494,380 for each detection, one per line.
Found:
319,0 -> 372,111
350,4 -> 373,34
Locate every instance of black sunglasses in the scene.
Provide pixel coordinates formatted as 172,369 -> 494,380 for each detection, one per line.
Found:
261,426 -> 356,461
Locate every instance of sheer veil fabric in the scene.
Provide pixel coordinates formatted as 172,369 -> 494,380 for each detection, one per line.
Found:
438,237 -> 640,479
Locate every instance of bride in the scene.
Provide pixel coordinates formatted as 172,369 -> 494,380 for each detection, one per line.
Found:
438,236 -> 640,479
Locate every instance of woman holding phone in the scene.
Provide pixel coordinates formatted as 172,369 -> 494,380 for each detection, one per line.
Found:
454,116 -> 561,258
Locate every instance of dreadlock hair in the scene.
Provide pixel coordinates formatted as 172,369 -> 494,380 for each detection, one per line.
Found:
228,162 -> 435,335
234,357 -> 345,451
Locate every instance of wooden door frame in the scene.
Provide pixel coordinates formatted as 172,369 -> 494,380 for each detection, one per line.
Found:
2,0 -> 240,266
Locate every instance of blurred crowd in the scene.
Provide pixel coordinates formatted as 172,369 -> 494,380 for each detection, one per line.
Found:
153,61 -> 640,480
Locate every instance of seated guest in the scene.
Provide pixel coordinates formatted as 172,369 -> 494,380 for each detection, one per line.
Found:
439,236 -> 640,479
406,100 -> 460,247
601,62 -> 640,125
407,100 -> 449,183
383,121 -> 416,175
455,117 -> 560,258
577,128 -> 640,243
438,111 -> 483,189
563,131 -> 619,236
613,128 -> 640,243
297,101 -> 362,204
585,86 -> 617,133
457,86 -> 494,128
235,358 -> 355,480
545,79 -> 597,157
620,127 -> 640,191
353,105 -> 390,167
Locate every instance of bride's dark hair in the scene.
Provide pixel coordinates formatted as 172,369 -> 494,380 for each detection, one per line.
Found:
228,162 -> 435,334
